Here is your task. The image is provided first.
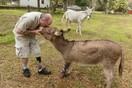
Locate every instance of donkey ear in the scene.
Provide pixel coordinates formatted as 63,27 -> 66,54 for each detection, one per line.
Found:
63,28 -> 71,33
91,7 -> 94,10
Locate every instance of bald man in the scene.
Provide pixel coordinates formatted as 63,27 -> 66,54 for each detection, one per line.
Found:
13,12 -> 52,78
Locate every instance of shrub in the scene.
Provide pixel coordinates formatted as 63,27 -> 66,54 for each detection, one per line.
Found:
109,0 -> 128,13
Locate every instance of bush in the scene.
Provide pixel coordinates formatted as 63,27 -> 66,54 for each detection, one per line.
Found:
109,0 -> 128,13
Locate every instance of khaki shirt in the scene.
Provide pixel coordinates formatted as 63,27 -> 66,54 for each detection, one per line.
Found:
13,12 -> 42,36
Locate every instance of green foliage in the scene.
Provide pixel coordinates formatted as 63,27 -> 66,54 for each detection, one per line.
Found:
109,0 -> 128,13
0,0 -> 19,5
75,0 -> 89,6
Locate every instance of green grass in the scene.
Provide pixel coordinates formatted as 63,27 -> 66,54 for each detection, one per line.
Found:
0,9 -> 26,16
0,33 -> 14,44
0,10 -> 132,88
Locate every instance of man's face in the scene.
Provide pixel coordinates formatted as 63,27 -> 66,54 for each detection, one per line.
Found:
40,18 -> 52,27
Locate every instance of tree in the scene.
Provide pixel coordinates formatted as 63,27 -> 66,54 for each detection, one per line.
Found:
50,0 -> 71,13
97,0 -> 110,13
75,0 -> 88,6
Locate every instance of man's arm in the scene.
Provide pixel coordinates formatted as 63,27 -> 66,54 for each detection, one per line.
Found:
16,17 -> 43,35
16,28 -> 43,35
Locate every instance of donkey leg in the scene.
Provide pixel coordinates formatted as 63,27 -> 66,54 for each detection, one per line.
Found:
76,22 -> 80,33
103,65 -> 114,88
76,26 -> 79,33
68,20 -> 71,29
60,62 -> 71,78
64,19 -> 68,30
79,22 -> 82,35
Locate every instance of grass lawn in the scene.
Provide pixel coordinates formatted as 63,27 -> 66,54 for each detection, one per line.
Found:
0,9 -> 132,88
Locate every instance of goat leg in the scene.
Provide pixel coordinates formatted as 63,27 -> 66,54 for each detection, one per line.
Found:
60,62 -> 71,78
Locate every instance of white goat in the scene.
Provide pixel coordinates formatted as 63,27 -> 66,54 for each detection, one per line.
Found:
61,7 -> 94,35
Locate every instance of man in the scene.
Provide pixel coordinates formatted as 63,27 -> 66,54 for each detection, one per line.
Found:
13,12 -> 52,78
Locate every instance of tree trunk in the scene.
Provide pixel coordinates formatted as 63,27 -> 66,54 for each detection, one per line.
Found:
63,0 -> 68,11
53,0 -> 58,13
27,5 -> 30,12
37,0 -> 40,11
92,0 -> 97,8
105,0 -> 110,14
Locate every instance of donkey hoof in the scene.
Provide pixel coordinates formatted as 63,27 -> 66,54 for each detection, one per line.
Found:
60,73 -> 66,78
59,73 -> 69,78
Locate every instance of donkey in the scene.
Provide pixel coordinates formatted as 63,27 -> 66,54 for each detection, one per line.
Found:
41,26 -> 124,88
61,7 -> 94,35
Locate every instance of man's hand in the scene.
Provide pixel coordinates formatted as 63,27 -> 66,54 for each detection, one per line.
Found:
34,29 -> 43,35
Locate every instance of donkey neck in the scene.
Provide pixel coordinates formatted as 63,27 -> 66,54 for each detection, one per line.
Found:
80,11 -> 89,19
51,36 -> 73,54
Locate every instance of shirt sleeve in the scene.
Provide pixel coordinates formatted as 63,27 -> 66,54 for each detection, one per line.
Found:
17,17 -> 33,32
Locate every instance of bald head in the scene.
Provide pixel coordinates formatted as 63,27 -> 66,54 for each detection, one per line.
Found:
41,13 -> 52,21
40,13 -> 52,27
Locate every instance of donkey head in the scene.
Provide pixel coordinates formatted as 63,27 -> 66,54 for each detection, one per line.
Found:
41,26 -> 71,41
86,7 -> 94,20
